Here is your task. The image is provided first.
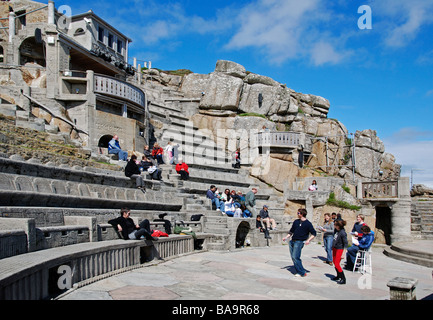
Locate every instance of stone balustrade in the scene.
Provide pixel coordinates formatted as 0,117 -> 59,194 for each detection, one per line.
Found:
94,73 -> 145,107
256,131 -> 312,151
362,181 -> 399,199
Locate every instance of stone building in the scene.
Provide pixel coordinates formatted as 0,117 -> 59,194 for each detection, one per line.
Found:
0,0 -> 147,154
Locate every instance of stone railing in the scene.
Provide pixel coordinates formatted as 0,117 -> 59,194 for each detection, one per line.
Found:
256,131 -> 312,151
94,74 -> 145,107
362,181 -> 399,199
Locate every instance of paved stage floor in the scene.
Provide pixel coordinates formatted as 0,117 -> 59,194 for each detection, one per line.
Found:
59,242 -> 433,301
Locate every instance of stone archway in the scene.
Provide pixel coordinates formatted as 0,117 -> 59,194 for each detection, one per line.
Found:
19,37 -> 46,67
98,135 -> 113,154
235,221 -> 251,248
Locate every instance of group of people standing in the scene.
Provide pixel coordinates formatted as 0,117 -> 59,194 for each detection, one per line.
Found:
317,213 -> 375,284
282,210 -> 375,285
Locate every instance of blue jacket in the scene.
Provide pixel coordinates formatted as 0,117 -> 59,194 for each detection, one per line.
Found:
206,189 -> 217,200
358,231 -> 375,250
108,139 -> 121,151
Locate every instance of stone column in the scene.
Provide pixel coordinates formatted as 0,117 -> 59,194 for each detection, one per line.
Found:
8,12 -> 16,43
86,70 -> 96,150
48,1 -> 56,25
390,199 -> 412,243
390,177 -> 412,243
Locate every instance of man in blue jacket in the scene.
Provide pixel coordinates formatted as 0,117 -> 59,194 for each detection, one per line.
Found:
283,208 -> 317,277
206,185 -> 225,212
108,135 -> 128,161
345,225 -> 375,270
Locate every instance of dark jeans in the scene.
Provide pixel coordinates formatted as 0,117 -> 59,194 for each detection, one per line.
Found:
289,240 -> 306,276
155,154 -> 164,164
150,169 -> 162,180
129,219 -> 153,240
179,171 -> 189,180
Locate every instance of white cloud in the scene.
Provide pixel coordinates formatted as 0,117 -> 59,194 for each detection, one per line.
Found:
225,0 -> 351,66
383,127 -> 433,188
310,41 -> 352,66
372,0 -> 433,48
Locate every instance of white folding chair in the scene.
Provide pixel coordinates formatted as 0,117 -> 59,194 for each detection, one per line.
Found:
353,247 -> 372,274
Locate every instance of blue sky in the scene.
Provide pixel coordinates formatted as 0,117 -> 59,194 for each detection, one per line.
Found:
51,0 -> 433,187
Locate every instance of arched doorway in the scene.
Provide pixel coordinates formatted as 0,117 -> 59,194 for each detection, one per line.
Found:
375,206 -> 392,245
98,135 -> 113,148
19,37 -> 46,67
235,221 -> 251,248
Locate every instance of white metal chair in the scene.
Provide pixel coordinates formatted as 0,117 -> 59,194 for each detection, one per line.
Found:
353,248 -> 372,274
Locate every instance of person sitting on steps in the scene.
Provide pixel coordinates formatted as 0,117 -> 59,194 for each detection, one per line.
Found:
206,185 -> 225,212
108,134 -> 128,161
124,155 -> 146,193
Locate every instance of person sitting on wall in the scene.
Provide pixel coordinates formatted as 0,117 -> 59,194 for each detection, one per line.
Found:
152,143 -> 165,164
125,154 -> 146,192
108,134 -> 128,161
108,208 -> 158,241
260,205 -> 277,230
308,180 -> 318,191
175,158 -> 189,180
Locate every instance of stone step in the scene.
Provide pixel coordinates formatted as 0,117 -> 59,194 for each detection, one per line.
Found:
204,227 -> 230,235
0,104 -> 17,117
383,246 -> 433,268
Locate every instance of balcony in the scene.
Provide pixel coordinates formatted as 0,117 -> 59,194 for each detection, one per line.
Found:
257,131 -> 312,152
94,74 -> 145,108
362,181 -> 399,199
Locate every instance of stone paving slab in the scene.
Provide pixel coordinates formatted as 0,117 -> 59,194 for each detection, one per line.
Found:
60,243 -> 433,301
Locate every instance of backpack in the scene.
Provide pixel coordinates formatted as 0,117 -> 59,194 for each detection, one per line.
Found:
191,214 -> 204,221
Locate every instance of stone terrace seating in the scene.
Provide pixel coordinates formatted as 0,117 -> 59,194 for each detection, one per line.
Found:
0,172 -> 182,210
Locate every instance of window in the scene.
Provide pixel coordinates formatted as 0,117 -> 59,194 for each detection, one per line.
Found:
98,26 -> 104,42
74,28 -> 85,36
117,40 -> 123,54
108,34 -> 114,48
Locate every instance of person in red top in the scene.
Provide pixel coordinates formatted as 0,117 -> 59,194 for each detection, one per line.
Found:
175,158 -> 189,180
152,143 -> 164,164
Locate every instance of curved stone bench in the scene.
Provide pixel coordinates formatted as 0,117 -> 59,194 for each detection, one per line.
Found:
0,235 -> 196,300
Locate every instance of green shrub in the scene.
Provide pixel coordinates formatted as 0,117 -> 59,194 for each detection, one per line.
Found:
326,192 -> 361,211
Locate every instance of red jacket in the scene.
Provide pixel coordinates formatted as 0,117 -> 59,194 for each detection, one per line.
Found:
176,162 -> 189,174
152,147 -> 163,157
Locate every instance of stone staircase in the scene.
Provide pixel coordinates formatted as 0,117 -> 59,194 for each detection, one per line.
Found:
411,199 -> 433,240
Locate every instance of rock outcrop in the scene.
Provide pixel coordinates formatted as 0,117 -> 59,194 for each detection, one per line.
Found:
177,60 -> 400,182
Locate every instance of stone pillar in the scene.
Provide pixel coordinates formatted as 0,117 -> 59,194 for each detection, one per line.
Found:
390,199 -> 412,243
48,1 -> 56,25
390,177 -> 412,243
387,277 -> 418,300
8,12 -> 16,43
122,103 -> 127,118
86,70 -> 96,150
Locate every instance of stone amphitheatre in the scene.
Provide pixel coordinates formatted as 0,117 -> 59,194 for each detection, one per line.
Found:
0,0 -> 432,301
